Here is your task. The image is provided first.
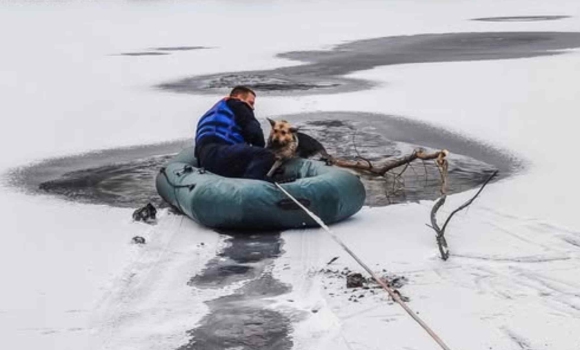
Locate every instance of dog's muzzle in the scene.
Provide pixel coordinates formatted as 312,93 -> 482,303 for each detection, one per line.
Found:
268,139 -> 283,148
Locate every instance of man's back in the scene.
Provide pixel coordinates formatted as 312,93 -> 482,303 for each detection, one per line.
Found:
193,86 -> 274,181
195,97 -> 265,155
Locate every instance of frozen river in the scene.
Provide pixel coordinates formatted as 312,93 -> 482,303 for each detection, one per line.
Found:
1,1 -> 580,349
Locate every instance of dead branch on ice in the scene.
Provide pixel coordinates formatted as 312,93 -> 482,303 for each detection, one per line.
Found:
331,148 -> 450,176
429,168 -> 498,261
329,144 -> 497,260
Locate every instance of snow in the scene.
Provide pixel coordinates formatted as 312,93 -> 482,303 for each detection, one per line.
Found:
89,213 -> 221,350
279,203 -> 580,349
1,0 -> 580,349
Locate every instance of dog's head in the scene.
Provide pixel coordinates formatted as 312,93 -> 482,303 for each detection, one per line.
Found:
267,118 -> 298,148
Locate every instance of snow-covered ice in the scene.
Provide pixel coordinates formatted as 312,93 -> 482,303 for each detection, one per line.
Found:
1,0 -> 580,349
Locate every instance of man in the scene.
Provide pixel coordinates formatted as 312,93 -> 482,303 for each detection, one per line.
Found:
194,86 -> 275,180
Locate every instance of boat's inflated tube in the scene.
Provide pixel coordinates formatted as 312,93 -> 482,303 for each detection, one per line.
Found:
156,147 -> 365,230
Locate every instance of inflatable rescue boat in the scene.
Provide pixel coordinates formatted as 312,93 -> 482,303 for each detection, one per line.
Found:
156,147 -> 365,230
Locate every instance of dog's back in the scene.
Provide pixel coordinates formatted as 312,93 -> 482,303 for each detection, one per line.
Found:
296,132 -> 331,160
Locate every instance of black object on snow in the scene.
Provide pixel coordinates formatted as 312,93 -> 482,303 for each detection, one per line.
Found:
132,203 -> 157,223
346,273 -> 366,288
132,236 -> 146,244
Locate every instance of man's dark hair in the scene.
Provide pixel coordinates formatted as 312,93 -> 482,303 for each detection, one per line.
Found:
230,85 -> 256,98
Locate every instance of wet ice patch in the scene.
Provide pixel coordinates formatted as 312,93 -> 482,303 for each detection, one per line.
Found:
158,32 -> 580,95
117,46 -> 209,57
178,303 -> 292,350
118,52 -> 170,56
153,46 -> 210,51
189,232 -> 283,288
472,15 -> 571,22
182,231 -> 293,350
161,73 -> 341,93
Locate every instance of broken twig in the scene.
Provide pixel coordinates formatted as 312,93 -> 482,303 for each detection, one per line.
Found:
430,170 -> 499,260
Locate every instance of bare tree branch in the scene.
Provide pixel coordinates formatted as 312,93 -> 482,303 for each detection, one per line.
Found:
329,138 -> 497,262
440,171 -> 498,233
332,149 -> 449,176
351,129 -> 374,169
429,170 -> 498,260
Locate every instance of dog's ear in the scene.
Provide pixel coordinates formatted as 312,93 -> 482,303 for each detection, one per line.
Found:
289,127 -> 299,133
266,118 -> 276,127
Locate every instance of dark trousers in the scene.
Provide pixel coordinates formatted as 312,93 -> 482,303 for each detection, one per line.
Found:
198,143 -> 276,181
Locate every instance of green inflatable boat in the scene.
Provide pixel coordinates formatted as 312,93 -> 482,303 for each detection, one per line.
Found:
156,147 -> 365,230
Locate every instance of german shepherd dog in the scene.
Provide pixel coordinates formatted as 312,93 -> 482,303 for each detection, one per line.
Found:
266,118 -> 332,178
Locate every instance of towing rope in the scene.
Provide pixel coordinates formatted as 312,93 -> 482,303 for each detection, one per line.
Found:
274,182 -> 452,350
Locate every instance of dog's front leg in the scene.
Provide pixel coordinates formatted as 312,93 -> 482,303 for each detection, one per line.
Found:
266,159 -> 284,178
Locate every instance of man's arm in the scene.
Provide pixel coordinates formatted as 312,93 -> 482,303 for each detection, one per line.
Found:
227,99 -> 266,147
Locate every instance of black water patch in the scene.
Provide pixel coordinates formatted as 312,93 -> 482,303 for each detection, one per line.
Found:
118,52 -> 170,56
198,73 -> 340,92
216,273 -> 291,304
287,112 -> 516,205
153,46 -> 210,51
472,16 -> 571,22
217,231 -> 283,264
117,46 -> 209,57
6,113 -> 516,208
188,231 -> 283,288
6,141 -> 188,208
188,263 -> 257,288
183,231 -> 293,350
157,32 -> 580,95
178,305 -> 292,350
36,154 -> 173,208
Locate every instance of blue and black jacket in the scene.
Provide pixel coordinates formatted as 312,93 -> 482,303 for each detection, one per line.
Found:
194,98 -> 265,155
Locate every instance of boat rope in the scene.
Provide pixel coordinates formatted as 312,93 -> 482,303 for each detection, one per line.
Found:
274,182 -> 453,350
159,166 -> 199,215
159,166 -> 198,190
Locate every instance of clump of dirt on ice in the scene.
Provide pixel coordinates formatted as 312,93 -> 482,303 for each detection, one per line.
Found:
319,267 -> 409,303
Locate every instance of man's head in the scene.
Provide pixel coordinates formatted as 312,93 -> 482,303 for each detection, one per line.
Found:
229,85 -> 256,109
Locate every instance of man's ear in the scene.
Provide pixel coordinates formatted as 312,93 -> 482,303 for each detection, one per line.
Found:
266,118 -> 276,127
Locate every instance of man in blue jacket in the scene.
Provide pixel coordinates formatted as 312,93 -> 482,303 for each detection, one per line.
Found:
194,86 -> 275,180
